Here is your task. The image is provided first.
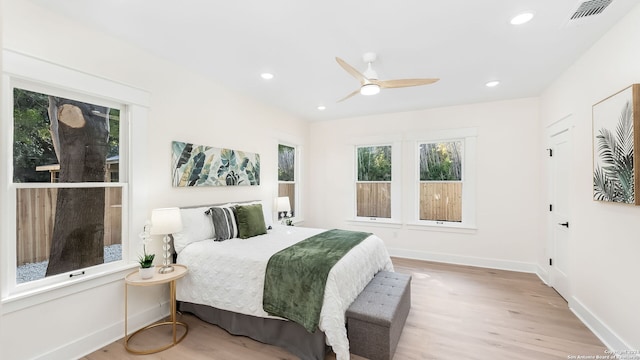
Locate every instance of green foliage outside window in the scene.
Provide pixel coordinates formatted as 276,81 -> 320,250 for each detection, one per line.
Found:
107,109 -> 120,158
278,144 -> 295,181
13,88 -> 120,183
357,145 -> 391,181
419,141 -> 462,181
13,89 -> 57,182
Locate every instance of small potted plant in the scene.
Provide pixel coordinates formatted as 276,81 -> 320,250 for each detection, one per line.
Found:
138,220 -> 155,279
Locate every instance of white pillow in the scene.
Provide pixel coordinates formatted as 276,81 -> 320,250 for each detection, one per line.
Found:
173,206 -> 215,253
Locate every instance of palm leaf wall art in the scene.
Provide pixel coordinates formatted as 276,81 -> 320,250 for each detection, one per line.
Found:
592,84 -> 640,204
171,140 -> 260,187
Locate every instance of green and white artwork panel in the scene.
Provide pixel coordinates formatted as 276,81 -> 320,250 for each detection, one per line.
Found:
172,140 -> 260,187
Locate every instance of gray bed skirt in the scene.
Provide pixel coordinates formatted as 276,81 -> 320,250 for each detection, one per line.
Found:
178,301 -> 327,359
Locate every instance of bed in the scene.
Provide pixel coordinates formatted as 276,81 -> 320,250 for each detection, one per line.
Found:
172,202 -> 393,360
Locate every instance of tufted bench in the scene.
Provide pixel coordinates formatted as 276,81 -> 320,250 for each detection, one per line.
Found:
346,271 -> 411,360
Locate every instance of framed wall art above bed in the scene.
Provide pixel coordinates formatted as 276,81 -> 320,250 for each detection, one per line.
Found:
171,140 -> 260,187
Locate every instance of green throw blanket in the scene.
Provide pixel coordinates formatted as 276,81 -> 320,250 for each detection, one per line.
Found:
263,229 -> 371,332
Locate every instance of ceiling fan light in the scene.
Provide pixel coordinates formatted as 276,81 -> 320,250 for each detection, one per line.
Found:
360,83 -> 380,96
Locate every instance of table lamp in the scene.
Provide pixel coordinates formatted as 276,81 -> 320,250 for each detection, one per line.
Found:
150,207 -> 183,274
276,196 -> 291,225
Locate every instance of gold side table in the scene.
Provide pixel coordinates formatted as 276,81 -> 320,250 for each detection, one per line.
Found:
124,264 -> 188,354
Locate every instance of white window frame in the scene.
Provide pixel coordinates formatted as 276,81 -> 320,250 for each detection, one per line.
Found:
409,128 -> 477,230
351,140 -> 402,225
1,50 -> 149,313
277,142 -> 303,223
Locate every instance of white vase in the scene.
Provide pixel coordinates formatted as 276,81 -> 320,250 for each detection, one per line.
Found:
139,265 -> 155,279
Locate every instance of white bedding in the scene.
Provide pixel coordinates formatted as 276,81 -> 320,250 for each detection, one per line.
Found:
176,225 -> 393,360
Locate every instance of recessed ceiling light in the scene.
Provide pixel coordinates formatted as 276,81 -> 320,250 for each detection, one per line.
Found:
486,80 -> 500,87
510,12 -> 534,25
317,105 -> 326,111
260,73 -> 274,80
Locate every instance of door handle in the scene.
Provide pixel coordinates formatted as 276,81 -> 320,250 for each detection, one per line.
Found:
558,222 -> 569,228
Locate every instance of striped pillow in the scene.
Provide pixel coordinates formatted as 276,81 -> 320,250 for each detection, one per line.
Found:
206,206 -> 238,241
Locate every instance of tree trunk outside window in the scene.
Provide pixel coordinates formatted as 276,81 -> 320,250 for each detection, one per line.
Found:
45,97 -> 109,276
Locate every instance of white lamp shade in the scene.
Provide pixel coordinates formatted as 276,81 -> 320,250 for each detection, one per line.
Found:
360,83 -> 380,96
150,207 -> 183,234
276,196 -> 291,213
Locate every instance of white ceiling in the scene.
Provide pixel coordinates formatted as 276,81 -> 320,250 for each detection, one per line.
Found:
30,0 -> 639,121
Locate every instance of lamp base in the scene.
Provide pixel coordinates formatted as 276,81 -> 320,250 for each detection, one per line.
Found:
158,265 -> 174,274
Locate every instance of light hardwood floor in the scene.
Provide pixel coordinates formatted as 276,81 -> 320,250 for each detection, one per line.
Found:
83,257 -> 606,360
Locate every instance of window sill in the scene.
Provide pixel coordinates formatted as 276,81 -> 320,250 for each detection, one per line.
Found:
1,263 -> 137,314
406,221 -> 477,233
347,219 -> 403,229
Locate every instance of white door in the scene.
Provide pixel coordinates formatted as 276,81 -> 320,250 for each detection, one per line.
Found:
548,120 -> 571,301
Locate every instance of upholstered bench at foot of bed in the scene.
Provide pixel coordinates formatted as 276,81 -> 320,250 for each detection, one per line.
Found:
346,271 -> 411,360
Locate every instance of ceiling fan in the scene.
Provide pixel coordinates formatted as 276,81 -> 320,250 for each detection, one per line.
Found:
335,52 -> 439,102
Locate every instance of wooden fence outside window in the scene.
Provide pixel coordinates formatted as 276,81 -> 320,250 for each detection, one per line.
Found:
357,182 -> 391,218
16,187 -> 122,266
355,182 -> 462,222
420,182 -> 462,222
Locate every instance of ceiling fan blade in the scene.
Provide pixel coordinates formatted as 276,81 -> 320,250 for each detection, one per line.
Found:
337,89 -> 360,102
336,57 -> 366,84
375,78 -> 440,89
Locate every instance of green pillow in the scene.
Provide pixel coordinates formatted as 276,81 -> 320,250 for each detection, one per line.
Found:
236,204 -> 267,239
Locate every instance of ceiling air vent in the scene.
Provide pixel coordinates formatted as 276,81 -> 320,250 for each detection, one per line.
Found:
569,0 -> 613,20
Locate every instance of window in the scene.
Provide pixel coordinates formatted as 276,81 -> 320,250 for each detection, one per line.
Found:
2,50 -> 149,305
354,143 -> 401,223
278,144 -> 297,219
356,145 -> 392,218
413,129 -> 477,229
13,88 -> 123,285
419,141 -> 463,222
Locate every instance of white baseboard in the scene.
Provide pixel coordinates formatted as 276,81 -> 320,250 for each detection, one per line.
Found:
34,300 -> 170,360
388,247 -> 539,274
569,297 -> 637,358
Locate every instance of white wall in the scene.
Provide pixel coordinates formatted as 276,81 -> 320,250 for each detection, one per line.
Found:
0,1 -> 309,359
0,0 -> 5,333
539,3 -> 640,351
307,97 -> 544,272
